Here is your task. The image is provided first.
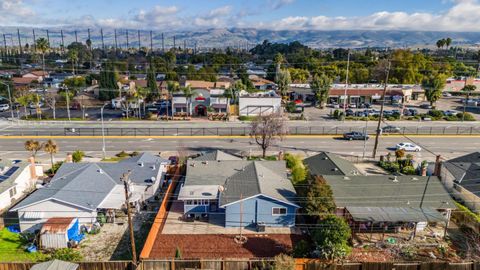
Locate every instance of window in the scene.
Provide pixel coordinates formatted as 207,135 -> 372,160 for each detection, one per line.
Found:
272,207 -> 287,216
9,187 -> 17,198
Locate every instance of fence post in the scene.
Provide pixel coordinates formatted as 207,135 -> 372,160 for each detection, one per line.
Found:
203,128 -> 205,136
416,126 -> 419,134
134,128 -> 137,137
335,127 -> 338,134
217,128 -> 219,135
230,127 -> 233,136
295,126 -> 298,135
190,128 -> 193,136
430,127 -> 432,134
470,127 -> 473,135
443,127 -> 446,134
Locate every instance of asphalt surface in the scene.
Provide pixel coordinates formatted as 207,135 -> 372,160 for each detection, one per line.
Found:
0,136 -> 477,163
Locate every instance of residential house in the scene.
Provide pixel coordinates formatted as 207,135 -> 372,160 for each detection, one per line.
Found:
238,91 -> 281,116
0,158 -> 43,214
249,75 -> 276,90
303,152 -> 360,176
43,73 -> 74,88
11,153 -> 169,232
440,152 -> 480,213
171,88 -> 229,116
177,156 -> 299,227
12,77 -> 37,90
23,71 -> 49,82
323,175 -> 456,233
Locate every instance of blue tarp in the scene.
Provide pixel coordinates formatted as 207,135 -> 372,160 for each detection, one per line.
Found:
67,219 -> 79,240
7,225 -> 20,233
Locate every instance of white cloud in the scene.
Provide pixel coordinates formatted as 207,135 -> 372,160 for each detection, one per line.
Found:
267,0 -> 480,31
208,6 -> 232,17
269,0 -> 295,10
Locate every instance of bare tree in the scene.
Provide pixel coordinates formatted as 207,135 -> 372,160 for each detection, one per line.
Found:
249,113 -> 288,158
44,91 -> 57,119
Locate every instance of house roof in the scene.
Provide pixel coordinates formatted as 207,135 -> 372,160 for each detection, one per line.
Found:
303,152 -> 360,176
27,71 -> 49,77
0,161 -> 29,194
11,154 -> 163,211
180,160 -> 298,207
443,152 -> 480,195
31,260 -> 79,270
12,77 -> 36,85
193,150 -> 242,161
323,175 -> 455,209
346,206 -> 447,223
329,89 -> 405,97
120,152 -> 170,165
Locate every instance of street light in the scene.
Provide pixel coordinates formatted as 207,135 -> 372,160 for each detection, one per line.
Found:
101,103 -> 109,159
0,81 -> 15,120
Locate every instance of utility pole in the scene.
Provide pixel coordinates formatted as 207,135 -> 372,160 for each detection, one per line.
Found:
194,41 -> 197,55
126,30 -> 129,49
372,61 -> 391,159
100,28 -> 105,52
362,119 -> 368,159
137,30 -> 141,50
32,29 -> 36,51
60,30 -> 65,55
17,29 -> 22,54
75,30 -> 78,43
114,29 -> 118,52
87,28 -> 91,44
46,30 -> 50,45
121,171 -> 137,267
173,35 -> 176,50
342,50 -> 350,117
3,34 -> 7,60
149,30 -> 153,52
161,33 -> 164,52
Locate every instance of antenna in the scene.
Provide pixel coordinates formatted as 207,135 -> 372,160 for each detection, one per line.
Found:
126,29 -> 129,49
75,30 -> 78,43
60,29 -> 65,54
137,30 -> 141,50
32,29 -> 36,51
100,28 -> 105,51
150,30 -> 153,52
46,29 -> 50,45
173,35 -> 176,49
161,33 -> 164,52
17,29 -> 22,54
114,29 -> 118,52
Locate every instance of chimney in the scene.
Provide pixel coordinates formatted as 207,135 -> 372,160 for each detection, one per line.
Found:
66,153 -> 73,163
28,156 -> 37,180
434,155 -> 442,176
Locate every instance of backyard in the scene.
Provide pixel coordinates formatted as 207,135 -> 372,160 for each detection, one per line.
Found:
0,228 -> 47,262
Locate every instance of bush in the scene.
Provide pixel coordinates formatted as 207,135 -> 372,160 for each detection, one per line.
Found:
292,240 -> 311,258
284,153 -> 302,169
401,166 -> 416,175
115,151 -> 130,158
337,112 -> 345,121
71,150 -> 84,163
238,115 -> 257,121
291,165 -> 307,184
273,254 -> 295,270
428,109 -> 444,119
312,215 -> 352,260
50,248 -> 83,261
286,102 -> 297,113
46,161 -> 63,174
456,112 -> 475,121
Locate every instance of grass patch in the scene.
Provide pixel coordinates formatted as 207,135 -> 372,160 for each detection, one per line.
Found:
238,115 -> 257,121
0,229 -> 47,262
247,155 -> 278,161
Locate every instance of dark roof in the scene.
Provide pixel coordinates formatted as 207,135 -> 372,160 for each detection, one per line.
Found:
346,206 -> 447,223
11,154 -> 163,211
193,150 -> 242,161
182,160 -> 298,207
444,152 -> 480,195
303,152 -> 360,176
323,175 -> 455,209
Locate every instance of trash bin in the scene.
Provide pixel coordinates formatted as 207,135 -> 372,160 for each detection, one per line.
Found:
257,222 -> 266,232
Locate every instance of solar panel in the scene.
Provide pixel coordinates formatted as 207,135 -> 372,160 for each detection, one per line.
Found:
0,166 -> 19,182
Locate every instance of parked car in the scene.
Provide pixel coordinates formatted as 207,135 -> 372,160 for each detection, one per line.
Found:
403,108 -> 418,116
348,104 -> 357,108
381,125 -> 401,134
442,92 -> 452,97
345,109 -> 355,116
420,104 -> 432,109
396,142 -> 422,152
358,103 -> 372,109
444,110 -> 458,116
0,103 -> 9,112
383,110 -> 393,117
343,131 -> 369,141
355,111 -> 367,117
28,102 -> 44,109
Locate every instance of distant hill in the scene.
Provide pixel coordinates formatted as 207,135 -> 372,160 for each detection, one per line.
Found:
2,27 -> 480,49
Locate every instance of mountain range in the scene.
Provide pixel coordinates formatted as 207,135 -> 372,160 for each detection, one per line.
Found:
1,27 -> 480,49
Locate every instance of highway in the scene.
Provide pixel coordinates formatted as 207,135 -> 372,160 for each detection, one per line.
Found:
0,136 -> 477,163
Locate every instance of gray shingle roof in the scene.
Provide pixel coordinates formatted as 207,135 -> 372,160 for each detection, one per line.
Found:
11,155 -> 162,211
183,160 -> 298,207
303,152 -> 360,176
120,152 -> 170,165
323,175 -> 455,209
193,150 -> 242,161
444,152 -> 480,195
0,161 -> 28,194
31,260 -> 79,270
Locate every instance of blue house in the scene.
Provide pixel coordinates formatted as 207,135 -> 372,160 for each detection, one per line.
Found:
178,152 -> 299,228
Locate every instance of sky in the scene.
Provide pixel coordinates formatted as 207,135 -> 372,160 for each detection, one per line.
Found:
1,0 -> 480,32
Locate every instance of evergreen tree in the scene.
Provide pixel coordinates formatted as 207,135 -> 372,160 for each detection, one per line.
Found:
99,61 -> 118,101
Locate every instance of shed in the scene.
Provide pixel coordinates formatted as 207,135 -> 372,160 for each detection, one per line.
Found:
40,217 -> 81,249
31,259 -> 79,270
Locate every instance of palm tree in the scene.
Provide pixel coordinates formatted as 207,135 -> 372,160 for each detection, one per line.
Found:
461,84 -> 477,121
445,38 -> 452,50
68,49 -> 79,75
44,139 -> 59,173
24,140 -> 43,158
136,86 -> 149,118
181,86 -> 196,116
436,39 -> 445,50
16,94 -> 34,119
35,38 -> 49,76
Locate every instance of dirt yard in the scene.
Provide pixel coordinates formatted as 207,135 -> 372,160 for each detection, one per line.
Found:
149,234 -> 307,259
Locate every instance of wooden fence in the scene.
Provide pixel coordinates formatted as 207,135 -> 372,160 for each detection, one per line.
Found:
139,165 -> 182,259
1,260 -> 479,270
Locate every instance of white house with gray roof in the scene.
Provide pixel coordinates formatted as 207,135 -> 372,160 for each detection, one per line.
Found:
0,158 -> 43,214
178,159 -> 299,228
11,153 -> 169,232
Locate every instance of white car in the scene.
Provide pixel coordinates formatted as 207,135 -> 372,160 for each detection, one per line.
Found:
396,142 -> 422,152
0,103 -> 9,112
444,110 -> 457,116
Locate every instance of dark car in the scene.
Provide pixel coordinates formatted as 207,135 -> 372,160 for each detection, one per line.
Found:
355,110 -> 367,117
381,125 -> 401,134
345,109 -> 355,116
168,156 -> 179,165
343,131 -> 369,140
420,103 -> 433,109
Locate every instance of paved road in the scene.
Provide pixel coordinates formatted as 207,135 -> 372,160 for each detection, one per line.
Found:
0,136 -> 477,163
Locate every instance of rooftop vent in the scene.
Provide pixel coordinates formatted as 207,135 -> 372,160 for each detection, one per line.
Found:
323,157 -> 329,160
138,162 -> 144,167
343,176 -> 350,180
202,161 -> 208,165
411,177 -> 419,181
97,169 -> 104,174
152,165 -> 156,170
392,176 -> 399,183
332,168 -> 339,171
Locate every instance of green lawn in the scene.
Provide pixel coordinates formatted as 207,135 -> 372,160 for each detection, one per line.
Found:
0,228 -> 47,262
